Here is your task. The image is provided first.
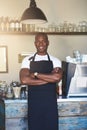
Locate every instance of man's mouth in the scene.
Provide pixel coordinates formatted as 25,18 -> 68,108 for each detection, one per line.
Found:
39,46 -> 44,49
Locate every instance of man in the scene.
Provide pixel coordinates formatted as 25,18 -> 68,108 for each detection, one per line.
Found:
20,32 -> 62,130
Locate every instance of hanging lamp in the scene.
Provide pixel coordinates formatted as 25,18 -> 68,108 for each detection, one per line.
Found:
21,0 -> 47,24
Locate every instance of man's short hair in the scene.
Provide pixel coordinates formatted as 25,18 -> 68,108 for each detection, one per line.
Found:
35,33 -> 48,42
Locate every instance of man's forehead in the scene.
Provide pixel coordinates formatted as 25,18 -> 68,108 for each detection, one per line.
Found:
35,35 -> 48,41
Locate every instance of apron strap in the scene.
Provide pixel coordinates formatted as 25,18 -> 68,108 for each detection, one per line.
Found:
29,52 -> 51,61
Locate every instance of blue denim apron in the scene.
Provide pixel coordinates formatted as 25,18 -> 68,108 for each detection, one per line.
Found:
28,53 -> 58,130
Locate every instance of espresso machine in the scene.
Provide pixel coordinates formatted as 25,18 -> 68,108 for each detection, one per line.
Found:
62,61 -> 87,98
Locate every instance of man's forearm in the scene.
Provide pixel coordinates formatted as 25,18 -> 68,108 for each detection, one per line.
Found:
36,73 -> 62,83
21,76 -> 48,86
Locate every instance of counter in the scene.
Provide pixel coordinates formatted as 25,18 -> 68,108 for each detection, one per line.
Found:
0,99 -> 28,130
0,97 -> 87,130
58,97 -> 87,130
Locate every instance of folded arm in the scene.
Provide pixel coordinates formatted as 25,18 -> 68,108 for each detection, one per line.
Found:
33,67 -> 63,83
20,68 -> 48,85
19,67 -> 63,86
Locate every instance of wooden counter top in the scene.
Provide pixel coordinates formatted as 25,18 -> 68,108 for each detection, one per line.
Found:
0,98 -> 87,130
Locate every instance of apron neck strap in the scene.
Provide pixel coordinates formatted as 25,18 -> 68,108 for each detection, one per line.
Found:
32,53 -> 51,61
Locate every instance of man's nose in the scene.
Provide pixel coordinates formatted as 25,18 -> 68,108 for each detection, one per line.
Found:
39,41 -> 43,45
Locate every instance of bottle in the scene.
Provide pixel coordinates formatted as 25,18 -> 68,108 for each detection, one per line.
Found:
20,85 -> 27,99
22,23 -> 26,32
15,18 -> 20,32
1,81 -> 7,98
5,17 -> 10,32
0,16 -> 5,31
9,18 -> 15,32
19,18 -> 22,32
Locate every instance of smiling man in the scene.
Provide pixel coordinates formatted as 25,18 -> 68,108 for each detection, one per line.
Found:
19,32 -> 63,130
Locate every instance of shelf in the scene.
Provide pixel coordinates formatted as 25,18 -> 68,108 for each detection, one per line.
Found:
0,31 -> 87,35
46,32 -> 87,35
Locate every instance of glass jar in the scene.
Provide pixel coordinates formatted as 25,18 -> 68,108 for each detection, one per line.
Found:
0,81 -> 7,98
10,81 -> 21,98
6,85 -> 13,99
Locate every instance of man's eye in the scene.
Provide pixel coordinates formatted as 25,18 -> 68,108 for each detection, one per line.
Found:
36,41 -> 46,44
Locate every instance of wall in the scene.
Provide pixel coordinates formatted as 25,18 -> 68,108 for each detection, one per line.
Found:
0,0 -> 87,84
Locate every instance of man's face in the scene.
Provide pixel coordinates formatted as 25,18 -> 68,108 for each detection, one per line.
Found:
35,35 -> 49,55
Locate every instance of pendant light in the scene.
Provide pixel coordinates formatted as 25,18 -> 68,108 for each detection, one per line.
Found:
21,0 -> 47,24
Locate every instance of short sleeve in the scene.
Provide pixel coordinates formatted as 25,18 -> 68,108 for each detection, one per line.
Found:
53,58 -> 61,68
49,55 -> 61,68
21,56 -> 30,69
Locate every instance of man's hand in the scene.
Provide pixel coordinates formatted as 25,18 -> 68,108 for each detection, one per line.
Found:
52,67 -> 62,74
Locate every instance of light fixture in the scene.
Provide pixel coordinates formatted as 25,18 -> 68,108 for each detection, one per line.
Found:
21,0 -> 47,24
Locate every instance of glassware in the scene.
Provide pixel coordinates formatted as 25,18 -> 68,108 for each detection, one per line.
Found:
73,50 -> 82,63
80,21 -> 87,32
29,24 -> 35,32
59,23 -> 63,32
48,23 -> 56,32
15,19 -> 20,32
68,23 -> 74,32
0,16 -> 5,31
63,21 -> 68,32
6,85 -> 13,99
0,81 -> 7,98
10,81 -> 21,99
13,86 -> 21,98
20,85 -> 27,99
